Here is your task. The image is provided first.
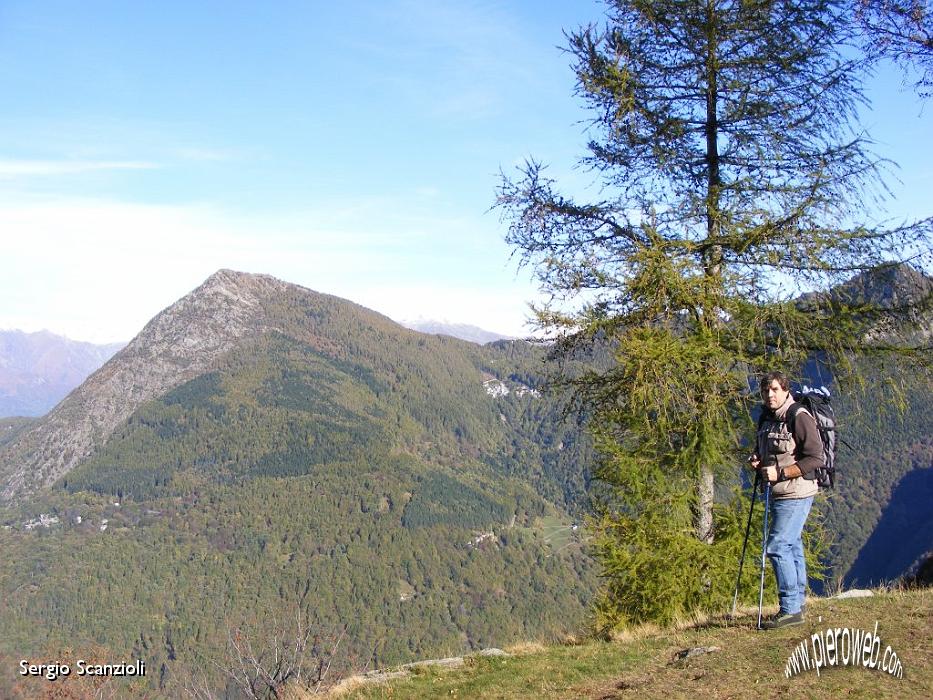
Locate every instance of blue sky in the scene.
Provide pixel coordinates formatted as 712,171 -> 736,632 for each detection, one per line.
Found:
1,1 -> 929,343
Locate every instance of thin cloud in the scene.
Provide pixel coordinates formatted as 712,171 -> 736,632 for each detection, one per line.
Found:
0,159 -> 159,177
0,194 -> 538,343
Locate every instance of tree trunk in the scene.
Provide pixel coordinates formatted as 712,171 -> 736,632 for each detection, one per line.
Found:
698,0 -> 720,545
697,466 -> 715,544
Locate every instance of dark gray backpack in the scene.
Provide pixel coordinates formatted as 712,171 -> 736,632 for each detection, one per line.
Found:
786,386 -> 838,488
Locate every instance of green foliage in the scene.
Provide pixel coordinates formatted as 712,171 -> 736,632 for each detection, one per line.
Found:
0,320 -> 606,697
0,464 -> 598,698
588,431 -> 829,631
401,472 -> 512,529
589,447 -> 722,629
589,327 -> 746,477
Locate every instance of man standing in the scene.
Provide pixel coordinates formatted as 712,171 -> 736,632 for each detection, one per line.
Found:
750,371 -> 825,630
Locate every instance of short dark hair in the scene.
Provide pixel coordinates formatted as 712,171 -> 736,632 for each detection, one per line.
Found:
760,370 -> 790,392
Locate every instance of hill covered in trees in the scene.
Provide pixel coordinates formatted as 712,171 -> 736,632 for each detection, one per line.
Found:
0,267 -> 928,698
0,270 -> 598,697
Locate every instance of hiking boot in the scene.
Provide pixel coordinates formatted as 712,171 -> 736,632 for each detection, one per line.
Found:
760,611 -> 804,630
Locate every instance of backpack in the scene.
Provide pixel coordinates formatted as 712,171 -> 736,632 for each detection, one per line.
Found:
785,386 -> 838,489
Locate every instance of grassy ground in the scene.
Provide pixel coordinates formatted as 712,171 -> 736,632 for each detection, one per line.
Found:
518,515 -> 577,552
330,588 -> 930,699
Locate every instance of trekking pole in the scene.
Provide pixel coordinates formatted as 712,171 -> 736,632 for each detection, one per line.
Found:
731,469 -> 760,617
757,480 -> 771,629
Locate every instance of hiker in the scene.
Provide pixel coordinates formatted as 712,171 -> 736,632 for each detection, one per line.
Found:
749,370 -> 825,630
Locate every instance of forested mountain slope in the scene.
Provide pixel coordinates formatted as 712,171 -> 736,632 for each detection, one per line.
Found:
0,267 -> 928,698
796,265 -> 933,588
0,270 -> 597,697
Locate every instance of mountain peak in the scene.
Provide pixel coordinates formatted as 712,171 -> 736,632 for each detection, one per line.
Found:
182,269 -> 297,315
0,270 -> 416,501
833,263 -> 932,309
0,270 -> 319,501
200,268 -> 295,295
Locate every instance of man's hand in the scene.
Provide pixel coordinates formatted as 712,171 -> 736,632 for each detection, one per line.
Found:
747,454 -> 760,470
759,465 -> 778,483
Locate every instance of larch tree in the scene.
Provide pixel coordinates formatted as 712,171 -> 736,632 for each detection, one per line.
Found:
497,0 -> 931,626
856,0 -> 933,96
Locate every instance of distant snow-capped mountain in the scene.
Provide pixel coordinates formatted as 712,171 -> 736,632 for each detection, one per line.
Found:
400,318 -> 515,344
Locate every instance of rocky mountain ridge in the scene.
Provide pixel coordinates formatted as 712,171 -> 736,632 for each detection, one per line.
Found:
798,263 -> 933,344
0,270 -> 330,501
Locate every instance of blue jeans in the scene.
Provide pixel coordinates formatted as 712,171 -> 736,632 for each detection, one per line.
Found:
766,495 -> 814,615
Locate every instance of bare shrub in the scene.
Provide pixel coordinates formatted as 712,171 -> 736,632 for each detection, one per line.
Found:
178,609 -> 351,700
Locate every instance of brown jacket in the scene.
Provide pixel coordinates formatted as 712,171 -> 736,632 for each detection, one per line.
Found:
757,394 -> 824,499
